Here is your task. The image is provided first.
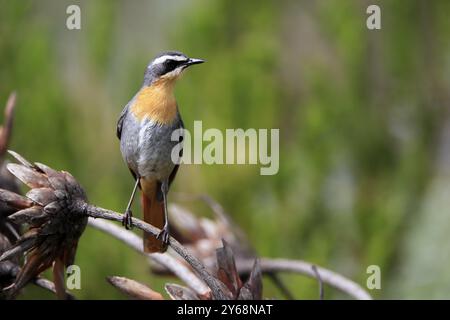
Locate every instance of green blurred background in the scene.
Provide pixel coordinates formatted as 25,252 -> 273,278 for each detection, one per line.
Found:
1,0 -> 450,299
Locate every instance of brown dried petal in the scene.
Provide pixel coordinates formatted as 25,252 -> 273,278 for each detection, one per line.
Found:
165,283 -> 199,300
7,163 -> 50,188
20,228 -> 39,240
0,189 -> 33,209
0,237 -> 35,263
62,172 -> 85,199
26,188 -> 57,206
43,201 -> 61,215
7,150 -> 35,169
216,240 -> 242,297
34,163 -> 66,191
238,259 -> 262,300
8,207 -> 47,225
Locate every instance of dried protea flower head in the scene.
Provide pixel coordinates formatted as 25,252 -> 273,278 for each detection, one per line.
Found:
0,151 -> 88,299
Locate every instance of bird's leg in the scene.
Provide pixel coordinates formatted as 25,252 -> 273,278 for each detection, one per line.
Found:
122,178 -> 140,230
156,180 -> 170,245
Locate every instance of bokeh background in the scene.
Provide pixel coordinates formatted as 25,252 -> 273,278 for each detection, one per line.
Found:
1,0 -> 450,299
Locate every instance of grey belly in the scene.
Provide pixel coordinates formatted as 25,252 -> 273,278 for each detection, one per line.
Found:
120,114 -> 182,181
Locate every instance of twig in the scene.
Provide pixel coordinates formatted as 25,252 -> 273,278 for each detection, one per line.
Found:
0,92 -> 16,158
79,202 -> 232,300
33,277 -> 76,300
312,265 -> 324,300
88,218 -> 209,296
236,258 -> 372,300
266,273 -> 295,300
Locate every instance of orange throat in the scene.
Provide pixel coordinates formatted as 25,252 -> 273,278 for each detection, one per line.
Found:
131,78 -> 177,125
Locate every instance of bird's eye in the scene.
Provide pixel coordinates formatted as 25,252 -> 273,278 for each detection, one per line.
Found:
165,60 -> 177,71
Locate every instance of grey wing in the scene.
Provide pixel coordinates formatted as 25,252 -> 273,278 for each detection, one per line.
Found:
116,105 -> 129,140
178,116 -> 185,134
169,117 -> 184,187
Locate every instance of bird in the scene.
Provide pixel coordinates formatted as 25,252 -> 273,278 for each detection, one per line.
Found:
117,51 -> 204,253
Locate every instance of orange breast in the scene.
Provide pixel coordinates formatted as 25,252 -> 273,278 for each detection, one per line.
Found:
130,78 -> 178,125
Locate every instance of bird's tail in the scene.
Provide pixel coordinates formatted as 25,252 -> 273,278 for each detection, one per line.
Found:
141,179 -> 167,253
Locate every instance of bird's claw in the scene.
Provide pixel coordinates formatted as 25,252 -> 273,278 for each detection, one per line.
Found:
157,225 -> 170,245
122,209 -> 133,230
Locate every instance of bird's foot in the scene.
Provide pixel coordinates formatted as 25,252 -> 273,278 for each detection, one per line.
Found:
122,209 -> 133,230
157,224 -> 170,246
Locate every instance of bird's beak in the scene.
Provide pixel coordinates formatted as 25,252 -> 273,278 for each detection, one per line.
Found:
186,58 -> 205,66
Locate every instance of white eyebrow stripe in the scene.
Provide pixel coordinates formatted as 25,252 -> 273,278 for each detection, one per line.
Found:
151,55 -> 188,65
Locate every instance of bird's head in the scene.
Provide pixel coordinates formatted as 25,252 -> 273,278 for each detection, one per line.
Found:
144,51 -> 204,86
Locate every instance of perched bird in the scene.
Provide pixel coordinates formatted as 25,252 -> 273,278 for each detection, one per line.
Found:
117,51 -> 204,253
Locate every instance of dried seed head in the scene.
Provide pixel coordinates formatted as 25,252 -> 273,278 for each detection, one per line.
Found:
0,151 -> 88,299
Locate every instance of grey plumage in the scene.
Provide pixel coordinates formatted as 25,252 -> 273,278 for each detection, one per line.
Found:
119,105 -> 183,182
